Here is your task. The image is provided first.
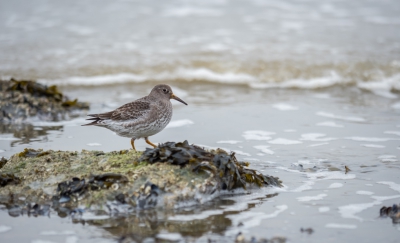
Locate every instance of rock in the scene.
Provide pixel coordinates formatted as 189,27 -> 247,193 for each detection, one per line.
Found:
0,79 -> 89,122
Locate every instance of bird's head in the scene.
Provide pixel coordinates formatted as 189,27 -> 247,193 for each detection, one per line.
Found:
151,84 -> 188,105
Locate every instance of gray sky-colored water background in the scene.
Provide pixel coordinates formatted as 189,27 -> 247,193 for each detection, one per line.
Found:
1,0 -> 400,242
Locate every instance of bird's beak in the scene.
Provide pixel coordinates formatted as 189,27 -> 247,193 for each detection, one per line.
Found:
171,93 -> 188,105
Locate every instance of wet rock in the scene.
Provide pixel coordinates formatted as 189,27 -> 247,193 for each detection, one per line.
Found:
140,140 -> 282,190
300,227 -> 314,234
53,173 -> 129,204
380,203 -> 400,224
0,79 -> 89,122
0,143 -> 282,215
0,173 -> 21,187
89,173 -> 129,190
0,157 -> 7,169
130,182 -> 160,209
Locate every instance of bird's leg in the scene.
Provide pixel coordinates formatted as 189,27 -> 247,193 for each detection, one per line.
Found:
130,138 -> 136,151
145,137 -> 157,148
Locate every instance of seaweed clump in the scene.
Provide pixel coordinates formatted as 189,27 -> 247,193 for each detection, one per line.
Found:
139,140 -> 282,190
380,204 -> 400,224
0,78 -> 89,122
54,173 -> 129,204
0,173 -> 21,187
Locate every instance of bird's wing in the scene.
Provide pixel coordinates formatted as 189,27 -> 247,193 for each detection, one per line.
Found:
84,100 -> 152,125
109,100 -> 151,121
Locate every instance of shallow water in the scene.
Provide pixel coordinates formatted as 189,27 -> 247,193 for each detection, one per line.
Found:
1,84 -> 400,242
1,0 -> 400,242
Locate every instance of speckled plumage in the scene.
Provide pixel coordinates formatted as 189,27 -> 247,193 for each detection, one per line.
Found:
83,84 -> 187,150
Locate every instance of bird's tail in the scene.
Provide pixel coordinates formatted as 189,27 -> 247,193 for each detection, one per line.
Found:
82,114 -> 103,126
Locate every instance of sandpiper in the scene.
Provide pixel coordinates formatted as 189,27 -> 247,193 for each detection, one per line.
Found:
82,84 -> 187,151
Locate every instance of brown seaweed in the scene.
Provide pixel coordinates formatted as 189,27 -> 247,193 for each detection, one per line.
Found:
139,140 -> 282,190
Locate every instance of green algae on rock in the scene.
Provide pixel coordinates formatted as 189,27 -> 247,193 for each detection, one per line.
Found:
0,141 -> 282,213
0,78 -> 89,122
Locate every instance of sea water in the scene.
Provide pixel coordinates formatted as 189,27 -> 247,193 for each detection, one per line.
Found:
1,0 -> 400,242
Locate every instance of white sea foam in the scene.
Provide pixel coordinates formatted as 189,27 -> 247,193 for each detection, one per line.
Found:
291,181 -> 315,192
0,225 -> 11,233
357,74 -> 400,95
86,143 -> 101,146
253,145 -> 275,155
41,73 -> 147,86
0,149 -> 5,153
370,90 -> 398,99
319,207 -> 330,213
356,191 -> 374,195
371,195 -> 400,201
325,223 -> 357,229
316,112 -> 366,122
297,193 -> 327,202
268,138 -> 302,145
42,68 -> 260,86
272,103 -> 299,111
226,205 -> 288,233
300,133 -> 336,142
361,144 -> 385,148
346,137 -> 400,142
384,131 -> 400,136
242,130 -> 275,140
377,181 -> 400,193
249,72 -> 344,89
309,143 -> 329,147
338,190 -> 400,221
392,102 -> 400,109
166,119 -> 194,128
378,155 -> 397,162
0,136 -> 19,141
338,201 -> 379,221
217,140 -> 242,144
316,121 -> 344,128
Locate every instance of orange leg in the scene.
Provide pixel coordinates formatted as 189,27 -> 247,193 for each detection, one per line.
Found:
145,137 -> 157,148
130,138 -> 136,151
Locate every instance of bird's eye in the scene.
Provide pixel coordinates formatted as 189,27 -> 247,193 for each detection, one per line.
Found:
162,88 -> 168,93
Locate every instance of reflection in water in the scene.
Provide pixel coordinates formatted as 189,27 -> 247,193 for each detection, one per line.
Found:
0,123 -> 62,146
1,193 -> 278,242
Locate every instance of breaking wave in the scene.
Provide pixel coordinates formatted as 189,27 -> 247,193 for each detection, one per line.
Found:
38,66 -> 400,95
